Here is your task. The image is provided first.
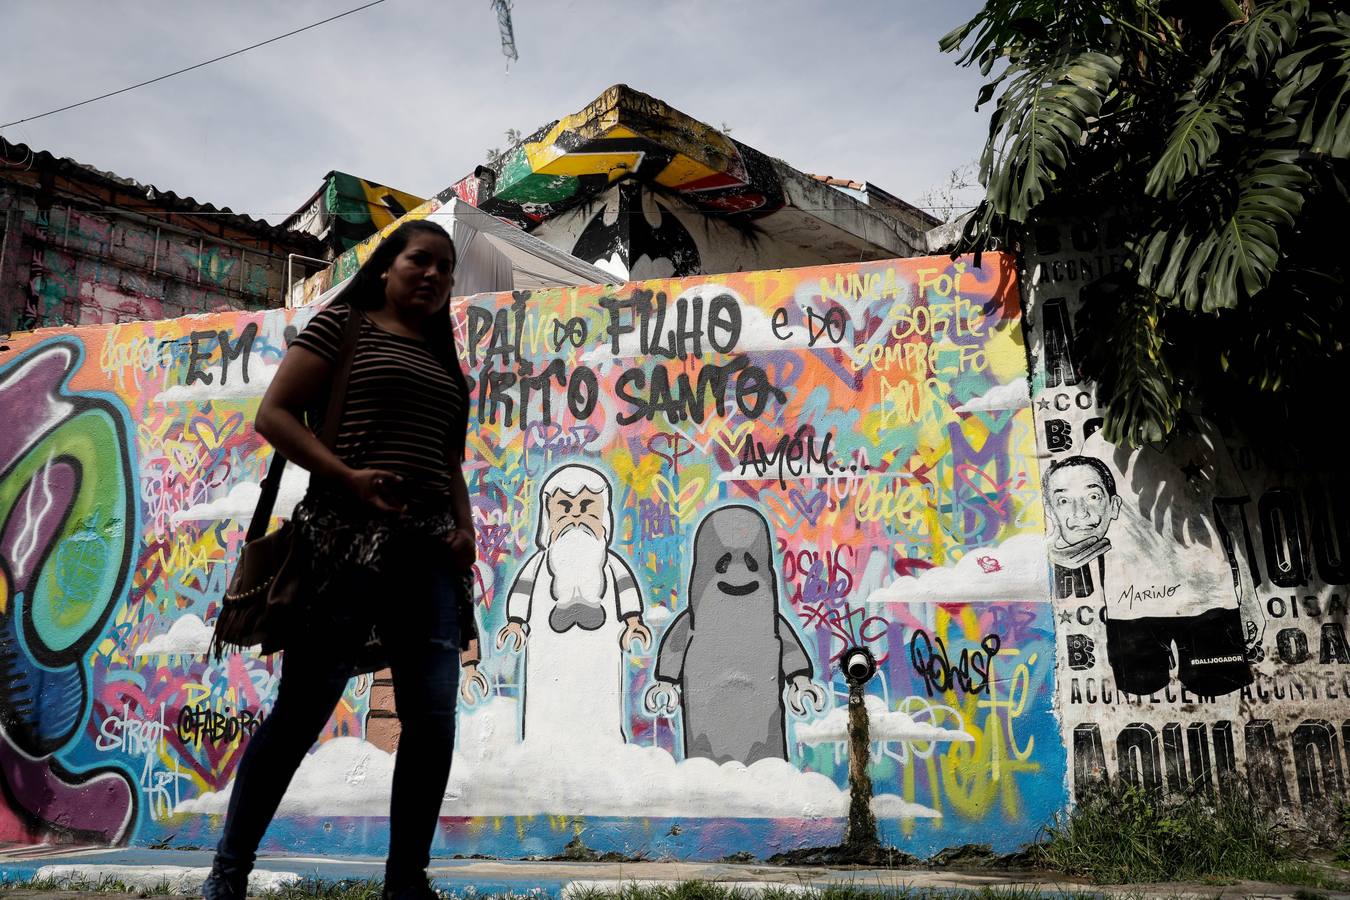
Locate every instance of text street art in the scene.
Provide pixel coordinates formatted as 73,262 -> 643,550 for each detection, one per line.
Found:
1,256 -> 1071,859
1024,217 -> 1349,820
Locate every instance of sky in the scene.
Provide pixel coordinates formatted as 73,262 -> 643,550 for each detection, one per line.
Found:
0,0 -> 992,226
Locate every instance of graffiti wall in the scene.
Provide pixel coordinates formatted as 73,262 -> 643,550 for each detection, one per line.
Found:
0,255 -> 1065,858
0,180 -> 312,336
1025,219 -> 1350,815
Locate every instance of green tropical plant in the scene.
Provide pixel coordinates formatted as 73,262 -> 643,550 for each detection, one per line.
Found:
943,1 -> 1350,457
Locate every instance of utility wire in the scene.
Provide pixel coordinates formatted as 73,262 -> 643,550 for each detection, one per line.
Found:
0,0 -> 389,130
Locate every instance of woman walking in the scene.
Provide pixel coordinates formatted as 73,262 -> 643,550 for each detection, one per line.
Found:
204,220 -> 481,900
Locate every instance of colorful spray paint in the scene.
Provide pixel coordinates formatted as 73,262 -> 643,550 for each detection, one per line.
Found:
3,255 -> 1060,857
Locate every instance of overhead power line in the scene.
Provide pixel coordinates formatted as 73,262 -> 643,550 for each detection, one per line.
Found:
0,0 -> 389,130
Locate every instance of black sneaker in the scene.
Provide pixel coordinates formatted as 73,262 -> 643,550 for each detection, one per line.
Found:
381,879 -> 439,900
202,867 -> 248,900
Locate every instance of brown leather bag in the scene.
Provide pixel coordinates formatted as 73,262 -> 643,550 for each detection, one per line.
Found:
211,304 -> 362,658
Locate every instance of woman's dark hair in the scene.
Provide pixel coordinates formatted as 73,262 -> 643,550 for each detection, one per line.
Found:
331,218 -> 472,458
333,219 -> 456,312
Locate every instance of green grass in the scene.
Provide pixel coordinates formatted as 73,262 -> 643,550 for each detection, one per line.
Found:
1031,783 -> 1347,889
0,880 -> 1112,900
2,873 -> 175,895
564,887 -> 1102,900
262,878 -> 386,900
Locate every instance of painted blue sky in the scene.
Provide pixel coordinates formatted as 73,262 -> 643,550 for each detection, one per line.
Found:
0,0 -> 991,224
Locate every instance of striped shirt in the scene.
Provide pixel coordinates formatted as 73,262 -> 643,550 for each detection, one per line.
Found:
290,304 -> 467,495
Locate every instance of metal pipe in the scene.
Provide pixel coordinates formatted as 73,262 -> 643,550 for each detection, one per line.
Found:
0,209 -> 12,289
285,252 -> 332,309
62,204 -> 71,248
196,237 -> 203,282
151,226 -> 159,273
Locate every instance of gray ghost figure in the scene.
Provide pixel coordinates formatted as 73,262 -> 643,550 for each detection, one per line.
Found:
645,505 -> 825,765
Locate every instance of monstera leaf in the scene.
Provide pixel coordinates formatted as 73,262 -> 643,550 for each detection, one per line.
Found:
981,50 -> 1122,226
1137,149 -> 1308,312
944,0 -> 1348,449
1144,89 -> 1241,199
1274,10 -> 1350,158
1199,0 -> 1309,85
1076,271 -> 1181,447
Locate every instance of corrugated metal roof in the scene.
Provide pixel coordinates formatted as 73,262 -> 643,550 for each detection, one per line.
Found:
0,138 -> 321,249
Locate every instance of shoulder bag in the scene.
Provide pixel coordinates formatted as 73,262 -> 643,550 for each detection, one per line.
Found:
210,305 -> 362,658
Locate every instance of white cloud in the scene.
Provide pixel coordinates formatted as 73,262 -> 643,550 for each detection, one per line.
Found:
171,466 -> 310,524
645,605 -> 674,626
865,534 -> 1051,604
133,614 -> 214,657
954,379 -> 1029,413
154,363 -> 278,404
794,696 -> 973,746
177,698 -> 940,820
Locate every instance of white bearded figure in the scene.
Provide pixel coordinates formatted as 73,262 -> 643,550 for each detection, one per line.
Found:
496,464 -> 650,744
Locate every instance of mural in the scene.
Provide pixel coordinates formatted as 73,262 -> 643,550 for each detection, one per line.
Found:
287,172 -> 426,254
0,255 -> 1066,858
1025,218 -> 1350,811
449,84 -> 786,231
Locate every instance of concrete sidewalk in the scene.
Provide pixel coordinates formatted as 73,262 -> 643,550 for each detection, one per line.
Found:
0,847 -> 1345,898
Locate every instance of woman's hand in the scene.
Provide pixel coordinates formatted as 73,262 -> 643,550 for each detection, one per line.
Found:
344,468 -> 406,514
446,527 -> 476,569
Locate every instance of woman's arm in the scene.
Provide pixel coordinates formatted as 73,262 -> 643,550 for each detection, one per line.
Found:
447,464 -> 474,543
255,344 -> 402,513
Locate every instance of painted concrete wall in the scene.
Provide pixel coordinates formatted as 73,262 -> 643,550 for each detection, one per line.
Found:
0,255 -> 1066,858
531,177 -> 933,285
445,84 -> 927,274
0,183 -> 310,335
1023,219 -> 1350,816
530,182 -> 791,282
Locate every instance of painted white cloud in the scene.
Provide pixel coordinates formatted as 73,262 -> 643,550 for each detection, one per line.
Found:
645,604 -> 674,626
865,534 -> 1051,604
171,465 -> 310,524
954,379 -> 1029,413
795,696 -> 973,746
177,698 -> 939,820
133,614 -> 214,657
154,362 -> 279,403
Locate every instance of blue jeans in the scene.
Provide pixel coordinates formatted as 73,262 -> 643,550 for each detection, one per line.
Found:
213,555 -> 462,888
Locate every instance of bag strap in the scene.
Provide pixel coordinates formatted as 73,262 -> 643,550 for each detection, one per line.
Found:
245,305 -> 363,541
